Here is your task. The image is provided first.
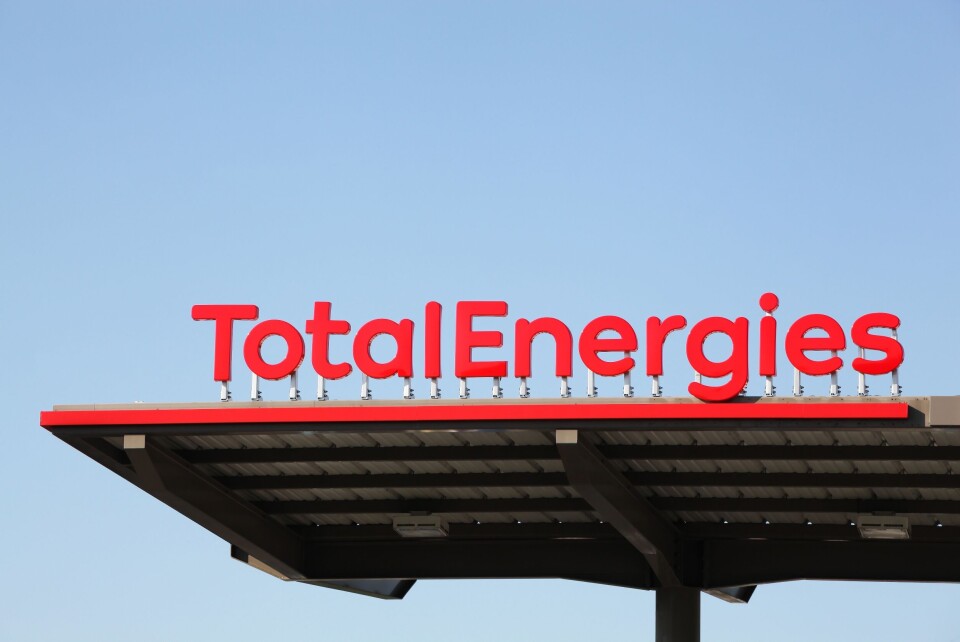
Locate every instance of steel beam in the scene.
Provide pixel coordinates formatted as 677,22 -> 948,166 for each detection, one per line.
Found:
181,445 -> 559,464
651,496 -> 960,515
702,539 -> 960,586
556,429 -> 681,586
294,522 -> 960,544
298,579 -> 416,600
230,547 -> 416,599
218,470 -> 960,491
703,585 -> 756,604
302,538 -> 655,590
218,472 -> 568,490
180,443 -> 960,465
626,472 -> 960,489
254,497 -> 592,515
293,522 -> 619,541
615,444 -> 960,462
682,523 -> 960,541
121,435 -> 308,580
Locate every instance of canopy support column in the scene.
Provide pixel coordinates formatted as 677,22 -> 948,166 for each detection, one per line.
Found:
655,588 -> 700,642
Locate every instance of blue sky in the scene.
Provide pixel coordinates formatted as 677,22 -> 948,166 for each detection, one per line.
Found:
2,2 -> 959,640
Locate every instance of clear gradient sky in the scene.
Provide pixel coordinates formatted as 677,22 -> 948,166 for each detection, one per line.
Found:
2,2 -> 960,640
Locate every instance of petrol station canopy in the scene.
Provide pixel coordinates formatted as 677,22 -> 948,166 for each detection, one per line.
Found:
41,396 -> 960,604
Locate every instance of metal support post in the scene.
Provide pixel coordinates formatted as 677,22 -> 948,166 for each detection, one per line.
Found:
361,374 -> 371,401
655,588 -> 700,642
403,377 -> 414,400
587,370 -> 597,398
289,371 -> 300,401
492,377 -> 503,399
430,378 -> 440,399
459,378 -> 469,399
317,376 -> 328,401
519,377 -> 530,398
858,347 -> 868,396
623,352 -> 634,398
890,328 -> 901,396
251,373 -> 261,401
830,351 -> 840,397
220,381 -> 231,402
793,368 -> 803,397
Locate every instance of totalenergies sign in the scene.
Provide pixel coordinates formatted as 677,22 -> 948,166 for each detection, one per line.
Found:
192,293 -> 903,403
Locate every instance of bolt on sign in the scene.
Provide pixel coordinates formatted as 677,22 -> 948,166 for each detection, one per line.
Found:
192,293 -> 904,403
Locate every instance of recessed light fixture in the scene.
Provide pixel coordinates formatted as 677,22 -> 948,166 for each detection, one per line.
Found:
392,515 -> 449,538
856,514 -> 910,540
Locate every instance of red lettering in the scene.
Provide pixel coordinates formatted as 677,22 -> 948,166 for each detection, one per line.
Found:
193,296 -> 906,401
455,301 -> 508,378
425,302 -> 442,379
759,292 -> 779,376
645,315 -> 687,376
305,302 -> 352,380
785,314 -> 845,376
353,318 -> 415,378
243,319 -> 305,380
851,312 -> 903,375
578,316 -> 637,377
191,304 -> 259,382
514,317 -> 573,378
686,317 -> 749,402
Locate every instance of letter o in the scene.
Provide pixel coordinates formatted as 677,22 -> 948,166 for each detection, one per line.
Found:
243,319 -> 305,380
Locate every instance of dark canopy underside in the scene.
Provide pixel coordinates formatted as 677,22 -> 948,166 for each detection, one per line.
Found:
41,396 -> 960,600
